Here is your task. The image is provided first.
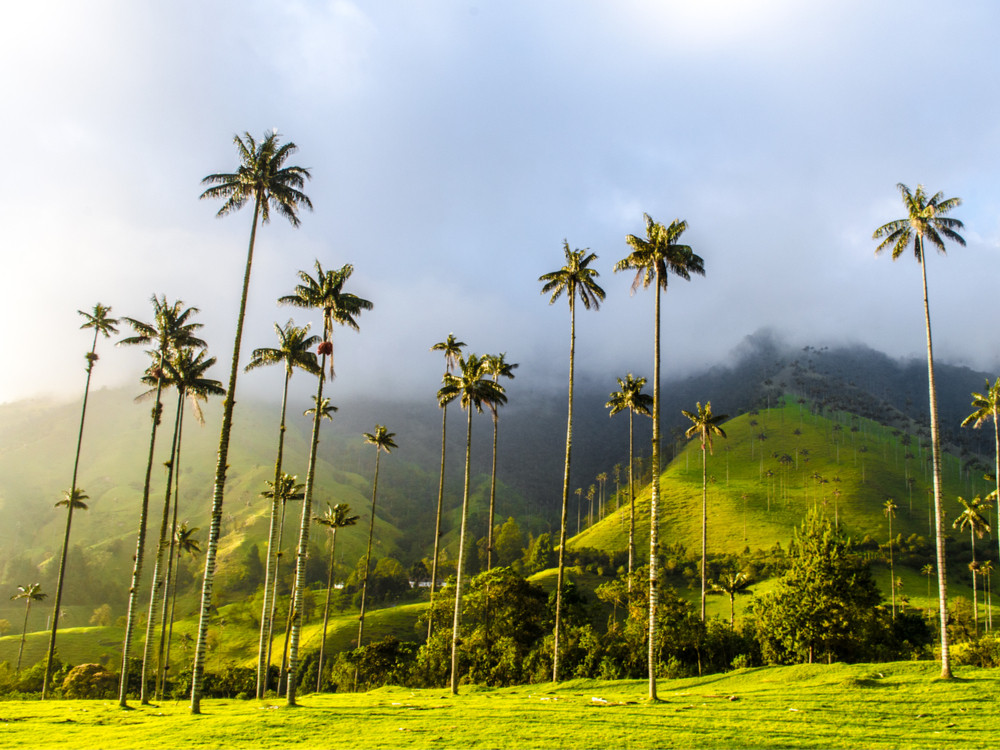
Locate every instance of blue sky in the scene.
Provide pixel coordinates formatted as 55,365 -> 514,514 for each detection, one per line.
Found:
2,0 -> 999,406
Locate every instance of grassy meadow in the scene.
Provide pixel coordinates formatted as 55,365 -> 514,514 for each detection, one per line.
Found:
1,662 -> 998,749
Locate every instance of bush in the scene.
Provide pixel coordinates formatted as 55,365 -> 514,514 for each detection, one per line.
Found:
62,664 -> 117,699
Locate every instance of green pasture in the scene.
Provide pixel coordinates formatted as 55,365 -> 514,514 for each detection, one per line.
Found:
1,662 -> 999,749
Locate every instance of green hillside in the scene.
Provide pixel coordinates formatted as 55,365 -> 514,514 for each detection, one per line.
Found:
571,397 -> 988,556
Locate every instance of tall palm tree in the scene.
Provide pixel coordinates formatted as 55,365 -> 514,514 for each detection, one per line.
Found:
682,401 -> 728,621
439,353 -> 506,694
356,426 -> 399,656
118,297 -> 204,707
607,373 -> 652,588
954,495 -> 991,634
246,320 -> 320,698
12,584 -> 46,673
616,213 -> 704,699
43,304 -> 118,698
280,261 -> 372,707
484,353 -> 518,571
427,334 -> 465,641
538,240 -> 604,682
313,503 -> 359,692
883,498 -> 898,618
191,130 -> 312,714
261,473 -> 306,694
709,571 -> 753,628
962,379 -> 1000,569
874,183 -> 964,679
162,522 -> 201,695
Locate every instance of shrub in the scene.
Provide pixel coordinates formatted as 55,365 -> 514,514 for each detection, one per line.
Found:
62,663 -> 117,699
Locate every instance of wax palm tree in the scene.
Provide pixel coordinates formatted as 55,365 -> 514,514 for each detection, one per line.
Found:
42,303 -> 118,698
708,571 -> 753,627
484,353 -> 518,571
607,374 -> 652,588
280,261 -> 372,706
246,320 -> 320,698
356,427 -> 398,655
596,472 -> 608,520
439,353 -> 506,694
261,473 -> 306,693
682,401 -> 728,621
874,183 -> 964,679
427,334 -> 465,641
117,297 -> 204,707
162,523 -> 201,693
922,563 -> 935,599
313,503 -> 359,692
539,240 -> 604,682
191,130 -> 312,713
954,495 -> 991,634
883,498 -> 898,618
616,213 -> 704,699
12,584 -> 46,673
962,379 -> 1000,570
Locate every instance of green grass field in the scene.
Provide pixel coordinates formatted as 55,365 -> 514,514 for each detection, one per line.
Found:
0,662 -> 997,749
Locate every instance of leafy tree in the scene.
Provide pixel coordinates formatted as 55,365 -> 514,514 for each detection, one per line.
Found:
682,401 -> 728,621
246,320 -> 320,698
874,182 -> 964,679
538,240 -> 604,682
606,373 -> 652,586
42,303 -> 118,698
484,353 -> 518,571
427,334 -> 465,641
279,260 -> 372,707
313,503 -> 359,692
357,426 -> 399,655
953,495 -> 991,635
962,379 -> 1000,569
117,297 -> 205,707
12,583 -> 46,673
616,213 -> 705,699
190,130 -> 311,714
438,353 -> 506,693
752,512 -> 881,665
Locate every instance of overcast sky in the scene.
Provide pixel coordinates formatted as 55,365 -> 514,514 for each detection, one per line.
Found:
3,0 -> 999,408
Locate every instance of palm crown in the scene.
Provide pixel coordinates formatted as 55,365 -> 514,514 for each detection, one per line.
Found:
439,354 -> 508,415
119,296 -> 206,357
200,130 -> 312,225
962,378 -> 1000,430
606,374 -> 653,419
246,320 -> 321,379
682,401 -> 728,453
56,489 -> 89,511
431,334 -> 466,374
314,503 -> 360,531
363,425 -> 398,453
539,241 -> 606,310
616,213 -> 705,290
873,183 -> 965,261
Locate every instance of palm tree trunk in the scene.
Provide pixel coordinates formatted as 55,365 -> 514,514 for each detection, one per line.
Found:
487,414 -> 499,571
316,528 -> 338,693
286,359 -> 328,707
264,499 -> 289,688
356,447 -> 382,656
157,402 -> 186,699
627,410 -> 635,592
648,272 -> 662,701
42,328 -> 99,698
971,529 -> 978,635
919,242 -> 951,679
552,296 -> 575,683
140,391 -> 184,704
15,601 -> 32,673
888,516 -> 895,618
427,403 -> 448,642
257,370 -> 291,699
450,406 -> 474,694
700,443 -> 707,622
993,411 -> 999,577
191,195 -> 261,715
119,364 -> 166,707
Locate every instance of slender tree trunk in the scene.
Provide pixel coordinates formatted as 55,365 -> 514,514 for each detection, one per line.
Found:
700,443 -> 707,622
487,414 -> 499,571
919,244 -> 951,679
648,273 -> 662,701
971,530 -> 978,636
552,296 -> 575,682
119,363 -> 166,707
265,498 -> 290,685
627,411 -> 635,592
15,601 -> 32,673
316,527 -> 338,692
428,404 -> 448,642
286,358 -> 328,707
43,328 -> 99,698
157,403 -> 186,699
450,406 -> 474,694
141,391 -> 184,704
993,412 -> 999,577
191,196 -> 260,714
888,515 -> 895,619
356,448 -> 382,656
257,371 -> 291,698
